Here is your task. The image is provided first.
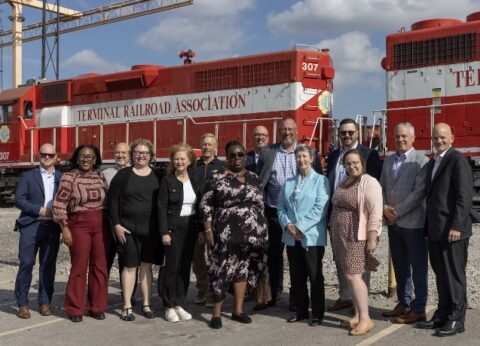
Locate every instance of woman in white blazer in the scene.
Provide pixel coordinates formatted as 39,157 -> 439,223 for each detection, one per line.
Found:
277,145 -> 330,326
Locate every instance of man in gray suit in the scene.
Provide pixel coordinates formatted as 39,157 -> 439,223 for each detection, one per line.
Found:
380,122 -> 429,324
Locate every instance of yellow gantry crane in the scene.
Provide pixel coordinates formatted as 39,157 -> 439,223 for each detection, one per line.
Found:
1,0 -> 194,87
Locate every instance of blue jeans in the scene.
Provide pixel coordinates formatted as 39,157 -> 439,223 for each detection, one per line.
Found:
388,224 -> 428,314
14,221 -> 61,307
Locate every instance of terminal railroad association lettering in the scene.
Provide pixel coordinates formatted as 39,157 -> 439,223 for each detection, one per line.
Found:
76,93 -> 247,122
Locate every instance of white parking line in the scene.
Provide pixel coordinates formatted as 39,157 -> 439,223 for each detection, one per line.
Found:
356,305 -> 436,346
0,319 -> 64,337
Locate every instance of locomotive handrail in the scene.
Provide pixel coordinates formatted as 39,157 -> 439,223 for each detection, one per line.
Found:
373,100 -> 480,113
17,116 -> 35,131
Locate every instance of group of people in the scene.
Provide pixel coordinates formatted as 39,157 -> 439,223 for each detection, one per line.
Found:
13,116 -> 472,338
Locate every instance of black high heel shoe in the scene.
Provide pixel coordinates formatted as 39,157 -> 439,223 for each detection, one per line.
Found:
142,305 -> 155,319
120,307 -> 135,321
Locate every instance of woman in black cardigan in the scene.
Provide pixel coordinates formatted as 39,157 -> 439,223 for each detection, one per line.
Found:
158,143 -> 201,323
108,139 -> 163,321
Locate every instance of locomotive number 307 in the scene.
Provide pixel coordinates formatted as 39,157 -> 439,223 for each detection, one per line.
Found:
301,62 -> 318,71
0,152 -> 9,160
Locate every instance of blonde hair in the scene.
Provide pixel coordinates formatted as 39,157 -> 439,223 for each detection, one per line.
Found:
166,143 -> 197,175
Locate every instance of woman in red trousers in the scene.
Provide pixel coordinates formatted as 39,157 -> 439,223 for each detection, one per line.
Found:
53,144 -> 109,322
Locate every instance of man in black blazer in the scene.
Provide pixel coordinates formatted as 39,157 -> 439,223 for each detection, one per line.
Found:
417,123 -> 472,337
246,125 -> 269,173
326,118 -> 382,312
257,117 -> 322,311
14,143 -> 62,319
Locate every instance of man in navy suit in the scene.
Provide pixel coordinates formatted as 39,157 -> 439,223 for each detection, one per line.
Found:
326,118 -> 382,312
14,143 -> 62,319
246,125 -> 269,172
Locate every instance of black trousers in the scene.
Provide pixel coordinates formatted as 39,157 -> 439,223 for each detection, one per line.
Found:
162,215 -> 197,308
265,206 -> 285,301
428,238 -> 469,323
287,242 -> 325,319
106,233 -> 138,298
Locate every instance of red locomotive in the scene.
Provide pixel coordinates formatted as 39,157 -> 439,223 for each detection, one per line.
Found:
381,11 -> 480,205
0,47 -> 335,199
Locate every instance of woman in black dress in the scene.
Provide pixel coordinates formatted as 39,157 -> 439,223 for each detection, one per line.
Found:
200,140 -> 268,329
108,139 -> 163,321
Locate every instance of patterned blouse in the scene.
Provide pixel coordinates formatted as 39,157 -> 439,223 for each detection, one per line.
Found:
53,169 -> 108,227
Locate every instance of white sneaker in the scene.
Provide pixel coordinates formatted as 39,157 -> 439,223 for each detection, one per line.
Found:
165,308 -> 179,323
175,307 -> 192,321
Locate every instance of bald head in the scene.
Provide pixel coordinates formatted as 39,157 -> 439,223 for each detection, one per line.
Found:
432,123 -> 454,155
114,142 -> 130,167
38,143 -> 56,171
252,125 -> 269,152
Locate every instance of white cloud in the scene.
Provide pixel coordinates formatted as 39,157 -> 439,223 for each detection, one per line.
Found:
268,0 -> 479,35
137,0 -> 255,59
314,32 -> 384,94
62,49 -> 127,73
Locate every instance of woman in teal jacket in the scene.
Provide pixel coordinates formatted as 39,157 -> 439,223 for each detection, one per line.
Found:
277,144 -> 330,326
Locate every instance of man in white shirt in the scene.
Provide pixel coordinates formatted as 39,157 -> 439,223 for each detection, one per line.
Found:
14,143 -> 62,319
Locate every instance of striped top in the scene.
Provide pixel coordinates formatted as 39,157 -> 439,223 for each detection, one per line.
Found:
53,169 -> 108,227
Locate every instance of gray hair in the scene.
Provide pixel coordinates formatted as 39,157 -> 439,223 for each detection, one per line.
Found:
294,144 -> 314,158
395,122 -> 415,137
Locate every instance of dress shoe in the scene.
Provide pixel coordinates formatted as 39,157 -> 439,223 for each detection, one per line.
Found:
18,307 -> 31,319
120,307 -> 135,322
39,304 -> 52,316
70,315 -> 83,323
193,291 -> 206,304
382,303 -> 411,317
394,311 -> 426,324
89,311 -> 105,320
327,299 -> 353,312
309,318 -> 323,326
205,295 -> 215,308
253,300 -> 275,311
210,316 -> 222,329
416,317 -> 446,330
286,313 -> 309,323
231,312 -> 252,324
142,305 -> 155,319
434,321 -> 465,337
349,320 -> 375,336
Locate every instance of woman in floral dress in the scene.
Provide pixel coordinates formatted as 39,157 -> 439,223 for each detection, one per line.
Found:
200,140 -> 268,329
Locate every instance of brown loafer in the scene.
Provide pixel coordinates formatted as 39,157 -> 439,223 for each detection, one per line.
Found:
327,299 -> 353,312
39,304 -> 52,316
394,311 -> 426,324
18,306 -> 31,319
382,303 -> 410,317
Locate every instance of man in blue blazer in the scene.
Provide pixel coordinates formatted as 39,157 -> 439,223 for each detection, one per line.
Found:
14,143 -> 62,319
326,118 -> 382,312
246,125 -> 269,173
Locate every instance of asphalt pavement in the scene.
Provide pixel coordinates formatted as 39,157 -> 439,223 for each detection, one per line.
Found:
0,271 -> 478,346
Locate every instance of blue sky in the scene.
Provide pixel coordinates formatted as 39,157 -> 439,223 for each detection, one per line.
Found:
1,0 -> 479,119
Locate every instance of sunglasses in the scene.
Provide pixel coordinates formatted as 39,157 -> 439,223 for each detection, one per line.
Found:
78,154 -> 95,161
340,130 -> 356,136
228,152 -> 246,159
40,152 -> 56,159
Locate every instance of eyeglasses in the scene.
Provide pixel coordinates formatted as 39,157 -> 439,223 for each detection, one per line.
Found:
228,152 -> 246,159
78,154 -> 95,161
133,151 -> 151,157
340,130 -> 357,136
253,133 -> 268,138
40,152 -> 56,159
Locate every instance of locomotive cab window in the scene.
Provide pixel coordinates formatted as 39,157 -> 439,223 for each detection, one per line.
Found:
0,104 -> 13,123
23,101 -> 33,119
